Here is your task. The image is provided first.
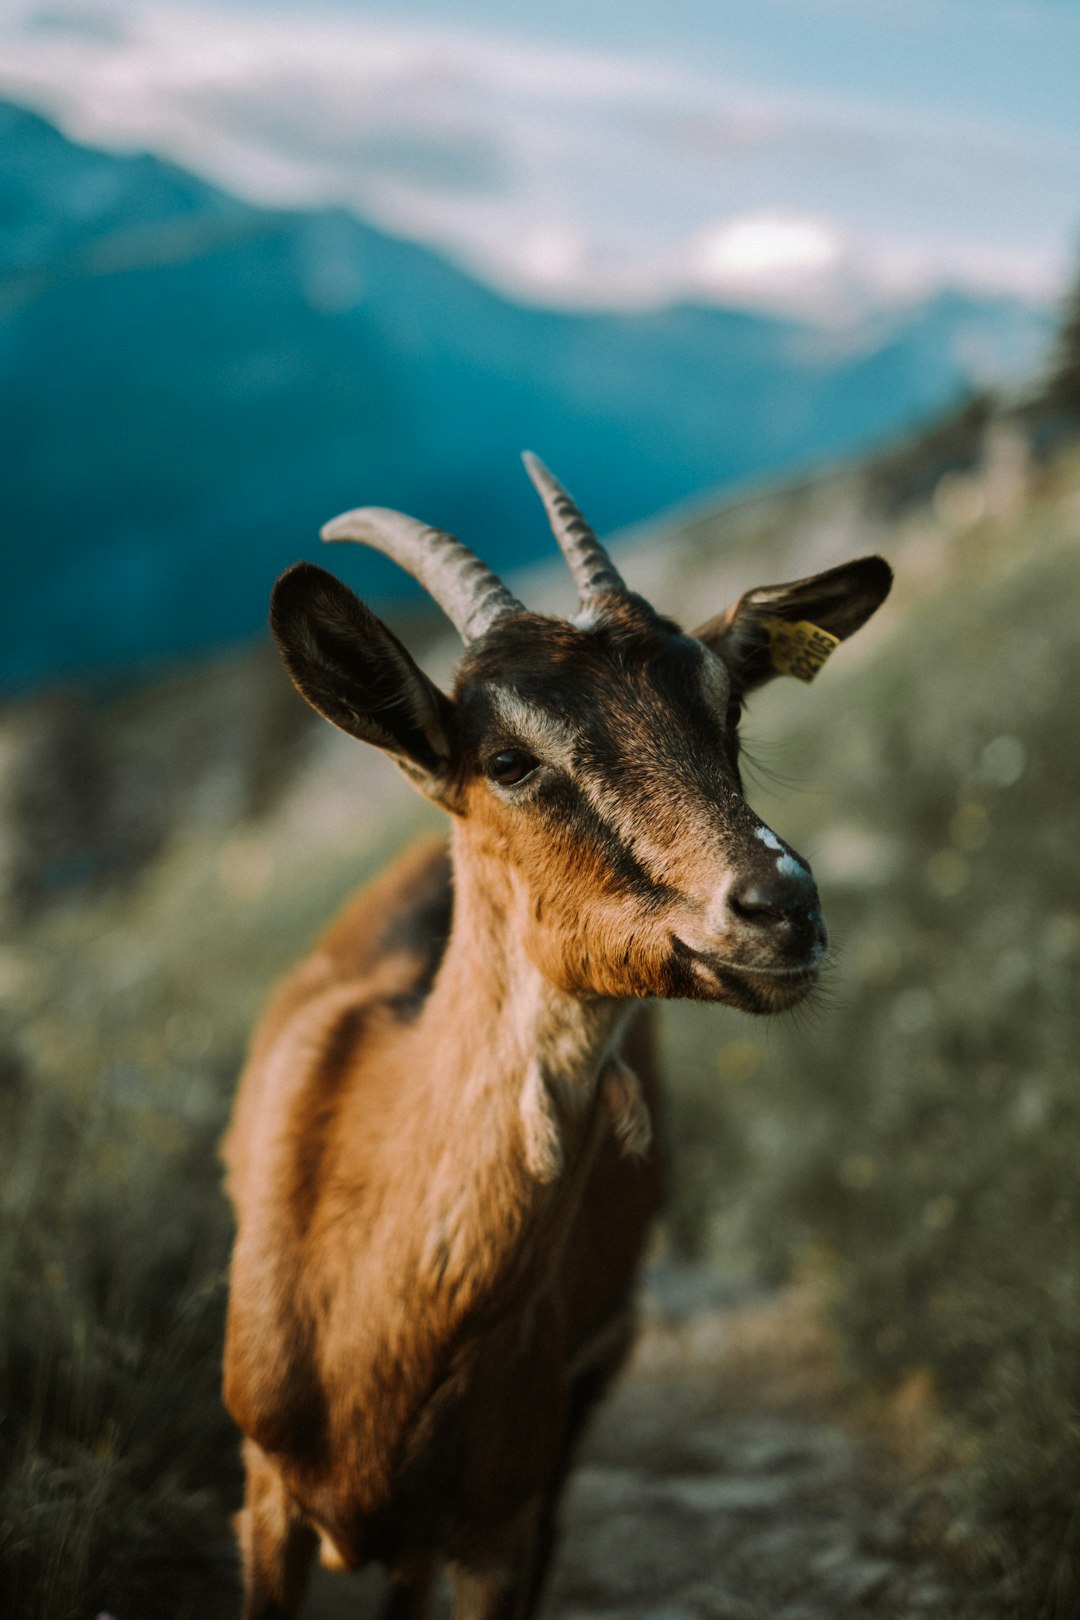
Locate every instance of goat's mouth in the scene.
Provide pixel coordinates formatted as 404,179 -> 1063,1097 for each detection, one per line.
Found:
672,937 -> 824,1013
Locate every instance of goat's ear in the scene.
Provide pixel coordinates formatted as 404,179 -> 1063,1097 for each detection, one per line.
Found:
270,563 -> 457,803
694,555 -> 892,692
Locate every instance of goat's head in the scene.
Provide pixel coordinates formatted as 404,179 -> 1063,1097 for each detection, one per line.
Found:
271,458 -> 890,1013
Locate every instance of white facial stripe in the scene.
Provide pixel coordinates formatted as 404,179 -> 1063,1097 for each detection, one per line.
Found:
489,685 -> 578,768
564,661 -> 737,887
755,823 -> 810,873
490,678 -> 737,901
488,686 -> 676,879
573,762 -> 728,894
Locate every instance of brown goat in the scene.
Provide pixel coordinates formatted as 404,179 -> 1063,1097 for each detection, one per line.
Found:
221,456 -> 891,1619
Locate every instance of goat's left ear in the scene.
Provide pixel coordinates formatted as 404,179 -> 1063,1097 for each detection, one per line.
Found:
270,562 -> 459,805
694,555 -> 892,691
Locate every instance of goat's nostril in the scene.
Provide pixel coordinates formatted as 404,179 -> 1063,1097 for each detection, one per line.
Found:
730,873 -> 823,937
729,884 -> 788,925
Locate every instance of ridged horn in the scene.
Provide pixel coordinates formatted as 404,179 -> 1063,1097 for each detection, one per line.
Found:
321,507 -> 522,643
522,452 -> 626,603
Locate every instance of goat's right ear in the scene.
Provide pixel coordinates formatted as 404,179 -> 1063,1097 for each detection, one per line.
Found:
270,563 -> 457,803
694,556 -> 892,693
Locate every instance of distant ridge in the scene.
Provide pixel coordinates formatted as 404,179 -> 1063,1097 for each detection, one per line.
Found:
0,101 -> 1051,689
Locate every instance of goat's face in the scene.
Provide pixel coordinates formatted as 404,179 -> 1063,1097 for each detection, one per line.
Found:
451,596 -> 824,1011
271,549 -> 890,1016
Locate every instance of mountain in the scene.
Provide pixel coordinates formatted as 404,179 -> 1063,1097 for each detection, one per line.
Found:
0,101 -> 1052,690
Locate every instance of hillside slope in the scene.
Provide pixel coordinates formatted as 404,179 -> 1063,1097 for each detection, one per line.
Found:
1,410 -> 1078,1617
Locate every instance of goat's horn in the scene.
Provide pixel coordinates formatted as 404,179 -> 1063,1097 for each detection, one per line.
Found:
321,508 -> 523,643
522,452 -> 626,603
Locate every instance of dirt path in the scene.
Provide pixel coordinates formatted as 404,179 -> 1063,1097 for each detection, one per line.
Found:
300,1268 -> 952,1620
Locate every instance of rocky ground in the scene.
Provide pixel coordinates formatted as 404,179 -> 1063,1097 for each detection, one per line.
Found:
299,1270 -> 953,1620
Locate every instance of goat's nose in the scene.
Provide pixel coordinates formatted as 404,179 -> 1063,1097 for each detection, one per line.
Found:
729,865 -> 825,951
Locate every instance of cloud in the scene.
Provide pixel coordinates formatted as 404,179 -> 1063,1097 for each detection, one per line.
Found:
0,0 -> 1072,317
697,213 -> 843,279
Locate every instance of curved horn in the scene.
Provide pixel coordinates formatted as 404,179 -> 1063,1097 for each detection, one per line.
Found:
522,452 -> 626,603
321,507 -> 522,643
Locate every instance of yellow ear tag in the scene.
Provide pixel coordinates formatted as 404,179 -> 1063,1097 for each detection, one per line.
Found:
762,618 -> 840,683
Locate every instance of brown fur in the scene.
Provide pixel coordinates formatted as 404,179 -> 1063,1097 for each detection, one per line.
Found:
223,837 -> 665,1614
222,547 -> 891,1620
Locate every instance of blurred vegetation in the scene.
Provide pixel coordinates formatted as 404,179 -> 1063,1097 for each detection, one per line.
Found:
663,435 -> 1080,1617
1045,273 -> 1080,416
2,399 -> 1080,1616
0,670 -> 438,1616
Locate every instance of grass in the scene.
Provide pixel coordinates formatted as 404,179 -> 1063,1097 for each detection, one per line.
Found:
2,430 -> 1079,1617
0,1017 -> 238,1617
0,749 -> 436,1616
658,445 -> 1080,1615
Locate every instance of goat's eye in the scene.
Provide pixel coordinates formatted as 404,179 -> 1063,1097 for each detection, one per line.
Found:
487,748 -> 540,787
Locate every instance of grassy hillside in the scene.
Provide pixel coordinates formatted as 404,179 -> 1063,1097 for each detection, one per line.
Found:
662,439 -> 1080,1615
0,669 -> 438,1614
1,417 -> 1078,1616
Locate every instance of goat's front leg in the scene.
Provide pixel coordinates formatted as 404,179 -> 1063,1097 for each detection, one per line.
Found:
448,1565 -> 526,1620
448,1497 -> 557,1620
377,1563 -> 438,1620
235,1441 -> 317,1620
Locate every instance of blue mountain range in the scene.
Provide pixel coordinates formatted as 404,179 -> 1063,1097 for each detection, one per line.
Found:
0,101 -> 1051,689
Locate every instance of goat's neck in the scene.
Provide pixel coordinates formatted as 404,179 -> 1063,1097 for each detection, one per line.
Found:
400,833 -> 625,1324
419,826 -> 627,1187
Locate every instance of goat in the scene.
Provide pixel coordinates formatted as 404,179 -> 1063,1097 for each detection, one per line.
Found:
221,455 -> 891,1620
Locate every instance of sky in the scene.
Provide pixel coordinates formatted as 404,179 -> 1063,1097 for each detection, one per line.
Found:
1,0 -> 1078,318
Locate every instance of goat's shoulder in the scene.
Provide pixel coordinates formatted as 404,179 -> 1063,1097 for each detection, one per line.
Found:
222,837 -> 452,1192
316,835 -> 452,986
222,838 -> 454,1462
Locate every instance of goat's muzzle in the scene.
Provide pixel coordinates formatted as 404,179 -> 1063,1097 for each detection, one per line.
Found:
673,842 -> 827,1012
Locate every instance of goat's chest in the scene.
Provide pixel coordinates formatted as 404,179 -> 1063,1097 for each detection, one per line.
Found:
302,1280 -> 571,1569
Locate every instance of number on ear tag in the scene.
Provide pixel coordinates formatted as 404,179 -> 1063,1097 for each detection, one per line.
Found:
762,618 -> 840,682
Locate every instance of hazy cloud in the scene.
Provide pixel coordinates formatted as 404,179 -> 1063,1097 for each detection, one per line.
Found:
0,0 -> 1073,317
